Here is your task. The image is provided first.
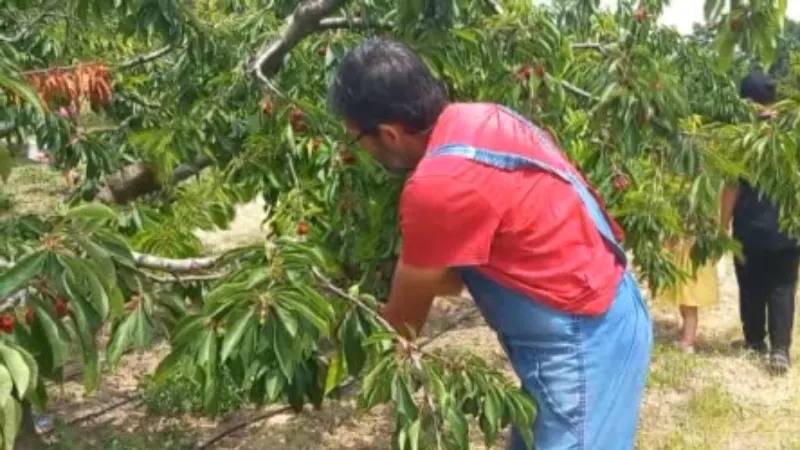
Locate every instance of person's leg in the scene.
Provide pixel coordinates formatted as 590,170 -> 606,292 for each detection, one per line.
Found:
501,272 -> 652,450
733,249 -> 768,352
461,268 -> 652,450
765,248 -> 800,373
678,305 -> 698,351
579,272 -> 652,448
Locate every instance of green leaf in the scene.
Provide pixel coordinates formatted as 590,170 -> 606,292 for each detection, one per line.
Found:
59,256 -> 109,319
106,311 -> 137,367
7,345 -> 36,399
274,306 -> 298,337
264,370 -> 286,403
391,373 -> 418,420
446,407 -> 469,449
0,397 -> 22,450
65,202 -> 118,223
0,74 -> 45,115
272,320 -> 295,379
324,351 -> 344,395
73,234 -> 117,292
29,300 -> 70,373
68,295 -> 100,393
0,146 -> 11,183
132,302 -> 154,348
220,308 -> 255,362
0,365 -> 13,409
407,418 -> 421,450
341,313 -> 367,377
0,345 -> 30,399
197,329 -> 217,367
0,252 -> 46,299
200,331 -> 220,414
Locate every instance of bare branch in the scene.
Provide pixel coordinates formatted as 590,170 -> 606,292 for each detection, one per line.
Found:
485,0 -> 504,15
116,45 -> 175,70
132,251 -> 221,272
138,270 -> 228,284
555,76 -> 597,100
317,16 -> 393,30
251,0 -> 349,82
572,42 -> 611,55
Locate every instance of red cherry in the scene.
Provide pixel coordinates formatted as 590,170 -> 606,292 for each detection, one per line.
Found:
614,175 -> 629,191
340,151 -> 356,165
533,64 -> 546,78
0,315 -> 16,334
24,308 -> 34,325
290,107 -> 305,123
289,107 -> 307,133
262,99 -> 274,116
54,296 -> 69,318
297,221 -> 310,235
636,5 -> 650,22
516,65 -> 534,82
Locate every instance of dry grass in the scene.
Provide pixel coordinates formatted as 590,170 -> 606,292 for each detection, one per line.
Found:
5,164 -> 800,449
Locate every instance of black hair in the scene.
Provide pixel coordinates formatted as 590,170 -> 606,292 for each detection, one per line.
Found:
327,37 -> 448,133
740,69 -> 778,105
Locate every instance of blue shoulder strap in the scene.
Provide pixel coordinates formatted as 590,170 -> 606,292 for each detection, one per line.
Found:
429,144 -> 626,265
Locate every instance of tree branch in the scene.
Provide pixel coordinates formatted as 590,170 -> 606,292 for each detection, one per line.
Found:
572,42 -> 611,55
317,16 -> 393,30
21,45 -> 175,76
97,2 -> 362,206
251,0 -> 349,82
116,45 -> 175,70
132,251 -> 221,272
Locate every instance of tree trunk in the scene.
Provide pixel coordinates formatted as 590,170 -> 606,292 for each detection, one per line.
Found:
94,162 -> 160,205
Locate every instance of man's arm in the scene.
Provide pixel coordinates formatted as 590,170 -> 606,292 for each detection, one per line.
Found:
720,183 -> 739,233
391,175 -> 500,339
381,262 -> 463,339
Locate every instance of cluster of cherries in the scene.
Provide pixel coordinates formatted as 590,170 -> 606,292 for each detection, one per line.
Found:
0,297 -> 69,334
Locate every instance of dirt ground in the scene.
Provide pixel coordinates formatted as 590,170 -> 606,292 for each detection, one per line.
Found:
4,165 -> 800,449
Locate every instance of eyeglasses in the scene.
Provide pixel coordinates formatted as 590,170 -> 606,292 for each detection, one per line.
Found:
346,129 -> 372,150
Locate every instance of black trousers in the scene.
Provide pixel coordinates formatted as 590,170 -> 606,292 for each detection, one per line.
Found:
733,247 -> 800,351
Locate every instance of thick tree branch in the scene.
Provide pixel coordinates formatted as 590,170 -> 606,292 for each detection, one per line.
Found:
131,251 -> 221,272
99,1 -> 361,206
93,155 -> 214,205
251,0 -> 349,82
317,16 -> 392,30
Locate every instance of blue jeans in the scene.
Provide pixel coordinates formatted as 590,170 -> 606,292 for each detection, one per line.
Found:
461,268 -> 653,450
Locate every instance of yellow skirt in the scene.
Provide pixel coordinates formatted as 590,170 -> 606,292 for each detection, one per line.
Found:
659,241 -> 720,308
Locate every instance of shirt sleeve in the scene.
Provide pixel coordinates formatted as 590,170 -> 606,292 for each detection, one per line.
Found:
400,175 -> 502,269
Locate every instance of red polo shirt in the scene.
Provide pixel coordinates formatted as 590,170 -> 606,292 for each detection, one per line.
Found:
399,103 -> 625,315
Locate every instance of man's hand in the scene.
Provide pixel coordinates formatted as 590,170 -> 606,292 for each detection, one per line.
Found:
720,184 -> 738,235
380,262 -> 463,339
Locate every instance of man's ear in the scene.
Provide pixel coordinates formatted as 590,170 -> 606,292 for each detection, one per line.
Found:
376,123 -> 404,144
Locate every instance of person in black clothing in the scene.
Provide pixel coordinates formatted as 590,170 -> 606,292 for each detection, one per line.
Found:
721,70 -> 800,375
